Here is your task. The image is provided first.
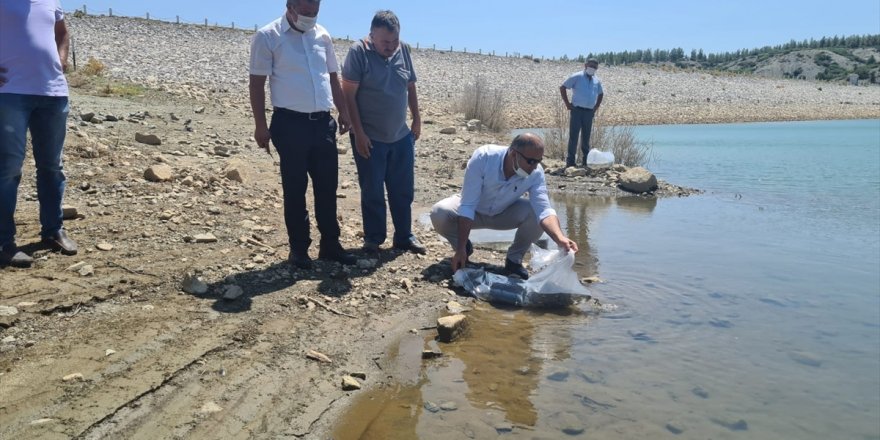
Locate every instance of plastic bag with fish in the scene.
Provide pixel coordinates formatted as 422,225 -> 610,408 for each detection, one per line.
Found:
453,245 -> 591,308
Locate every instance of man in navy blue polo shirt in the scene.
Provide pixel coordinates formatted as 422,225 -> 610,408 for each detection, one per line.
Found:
342,10 -> 426,255
560,58 -> 604,167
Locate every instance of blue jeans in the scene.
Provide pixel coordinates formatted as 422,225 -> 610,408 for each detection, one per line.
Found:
351,132 -> 415,246
567,106 -> 595,166
0,93 -> 69,246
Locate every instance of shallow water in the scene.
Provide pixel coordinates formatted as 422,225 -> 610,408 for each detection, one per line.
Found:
336,120 -> 880,439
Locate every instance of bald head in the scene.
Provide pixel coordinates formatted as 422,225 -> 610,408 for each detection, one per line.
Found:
511,133 -> 545,155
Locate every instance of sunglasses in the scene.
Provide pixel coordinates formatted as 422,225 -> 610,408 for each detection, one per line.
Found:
517,150 -> 542,166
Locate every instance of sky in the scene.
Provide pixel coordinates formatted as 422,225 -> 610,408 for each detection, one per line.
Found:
66,0 -> 880,58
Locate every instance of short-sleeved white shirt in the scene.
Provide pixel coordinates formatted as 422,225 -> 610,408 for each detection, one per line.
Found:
249,16 -> 338,112
0,0 -> 68,97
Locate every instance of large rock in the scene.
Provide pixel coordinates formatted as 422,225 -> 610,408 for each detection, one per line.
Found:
225,168 -> 245,183
135,132 -> 162,145
564,166 -> 588,177
437,314 -> 469,343
619,167 -> 658,193
144,164 -> 173,182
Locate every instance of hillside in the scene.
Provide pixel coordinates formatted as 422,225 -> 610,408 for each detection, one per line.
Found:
588,36 -> 880,84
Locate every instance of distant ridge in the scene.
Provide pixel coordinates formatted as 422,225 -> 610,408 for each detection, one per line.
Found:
578,35 -> 880,84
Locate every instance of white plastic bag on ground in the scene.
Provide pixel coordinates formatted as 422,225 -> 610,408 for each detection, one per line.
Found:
453,245 -> 591,308
586,149 -> 615,167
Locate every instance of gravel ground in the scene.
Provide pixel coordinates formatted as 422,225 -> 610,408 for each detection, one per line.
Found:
67,15 -> 880,128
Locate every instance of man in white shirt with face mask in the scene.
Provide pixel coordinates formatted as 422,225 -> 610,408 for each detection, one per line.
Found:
560,58 -> 604,167
249,0 -> 355,270
430,133 -> 578,280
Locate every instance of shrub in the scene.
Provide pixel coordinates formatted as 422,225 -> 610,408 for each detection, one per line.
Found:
81,57 -> 106,76
457,75 -> 506,132
542,98 -> 652,167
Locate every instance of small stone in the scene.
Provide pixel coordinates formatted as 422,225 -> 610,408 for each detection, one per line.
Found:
181,275 -> 209,295
439,401 -> 458,411
691,386 -> 709,399
30,418 -> 56,426
341,375 -> 361,391
437,314 -> 469,343
194,233 -> 218,243
96,243 -> 113,251
67,261 -> 87,271
62,205 -> 79,220
194,106 -> 206,114
144,164 -> 173,182
439,127 -> 456,135
62,373 -> 84,382
666,422 -> 685,435
225,168 -> 245,183
135,132 -> 162,146
78,265 -> 95,277
350,372 -> 367,380
423,401 -> 440,413
105,349 -> 116,357
494,422 -> 513,433
2,335 -> 16,343
222,285 -> 244,300
305,349 -> 333,363
0,306 -> 19,317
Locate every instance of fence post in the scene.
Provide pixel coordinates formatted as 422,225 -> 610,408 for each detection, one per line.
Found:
232,22 -> 235,29
464,47 -> 467,53
204,18 -> 207,28
432,44 -> 435,50
82,4 -> 86,14
478,49 -> 481,54
254,24 -> 257,32
146,12 -> 150,20
109,8 -> 112,17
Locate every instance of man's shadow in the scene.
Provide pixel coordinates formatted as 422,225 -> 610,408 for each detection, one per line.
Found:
189,249 -> 405,313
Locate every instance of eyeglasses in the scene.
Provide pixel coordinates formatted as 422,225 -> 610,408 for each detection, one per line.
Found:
516,150 -> 542,166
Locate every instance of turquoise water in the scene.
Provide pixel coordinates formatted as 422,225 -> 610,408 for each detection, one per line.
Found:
344,120 -> 880,439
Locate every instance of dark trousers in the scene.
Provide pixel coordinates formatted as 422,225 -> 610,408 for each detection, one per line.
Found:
567,106 -> 595,166
269,108 -> 340,253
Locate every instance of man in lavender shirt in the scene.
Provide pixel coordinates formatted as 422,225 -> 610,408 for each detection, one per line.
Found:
0,0 -> 77,268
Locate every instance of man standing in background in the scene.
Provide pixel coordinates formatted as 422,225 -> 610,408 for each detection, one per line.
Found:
0,0 -> 78,268
560,58 -> 604,167
342,10 -> 426,255
249,0 -> 356,270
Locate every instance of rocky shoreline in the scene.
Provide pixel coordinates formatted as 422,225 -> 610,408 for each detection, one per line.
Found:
0,13 -> 871,440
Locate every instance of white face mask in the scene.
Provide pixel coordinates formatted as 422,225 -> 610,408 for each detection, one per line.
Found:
585,67 -> 597,76
292,13 -> 317,31
513,152 -> 531,178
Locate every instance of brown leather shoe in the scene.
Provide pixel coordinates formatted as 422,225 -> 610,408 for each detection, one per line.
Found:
0,243 -> 33,268
42,230 -> 78,255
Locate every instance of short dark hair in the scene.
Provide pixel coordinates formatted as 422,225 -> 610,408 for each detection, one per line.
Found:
371,10 -> 400,33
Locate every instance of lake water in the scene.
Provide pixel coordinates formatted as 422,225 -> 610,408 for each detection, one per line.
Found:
335,119 -> 880,439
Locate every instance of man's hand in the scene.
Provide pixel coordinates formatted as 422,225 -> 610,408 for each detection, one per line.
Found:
337,112 -> 351,135
0,66 -> 7,88
556,237 -> 579,253
353,130 -> 372,159
254,126 -> 272,156
451,249 -> 469,272
410,118 -> 421,141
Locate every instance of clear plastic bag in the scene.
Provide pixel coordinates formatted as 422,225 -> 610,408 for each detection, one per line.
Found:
586,149 -> 615,167
453,245 -> 591,308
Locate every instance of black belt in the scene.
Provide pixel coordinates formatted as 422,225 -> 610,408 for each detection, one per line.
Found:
274,107 -> 331,121
574,106 -> 594,111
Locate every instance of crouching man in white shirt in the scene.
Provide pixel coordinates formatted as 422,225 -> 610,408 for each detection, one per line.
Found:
430,133 -> 578,279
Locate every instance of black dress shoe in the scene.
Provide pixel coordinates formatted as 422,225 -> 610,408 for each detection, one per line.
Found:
0,243 -> 33,268
393,236 -> 427,255
362,241 -> 380,254
289,250 -> 314,270
318,244 -> 357,265
42,230 -> 78,255
504,258 -> 529,280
